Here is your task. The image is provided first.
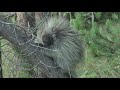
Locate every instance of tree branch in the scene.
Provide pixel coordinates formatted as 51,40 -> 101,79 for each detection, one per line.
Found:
0,15 -> 69,78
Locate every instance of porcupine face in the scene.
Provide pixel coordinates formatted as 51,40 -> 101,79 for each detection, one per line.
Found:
41,17 -> 70,48
42,33 -> 55,47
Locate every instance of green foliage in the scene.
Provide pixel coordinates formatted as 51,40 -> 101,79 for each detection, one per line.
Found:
95,12 -> 102,19
69,12 -> 120,78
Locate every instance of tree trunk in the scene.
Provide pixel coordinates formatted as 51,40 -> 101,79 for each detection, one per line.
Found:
16,12 -> 35,77
0,14 -> 69,78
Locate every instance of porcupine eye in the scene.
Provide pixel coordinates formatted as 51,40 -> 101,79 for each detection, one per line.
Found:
42,34 -> 54,47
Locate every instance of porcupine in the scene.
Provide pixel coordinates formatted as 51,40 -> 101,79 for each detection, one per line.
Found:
34,16 -> 84,78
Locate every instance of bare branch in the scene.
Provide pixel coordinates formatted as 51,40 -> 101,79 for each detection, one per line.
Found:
0,15 -> 69,78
